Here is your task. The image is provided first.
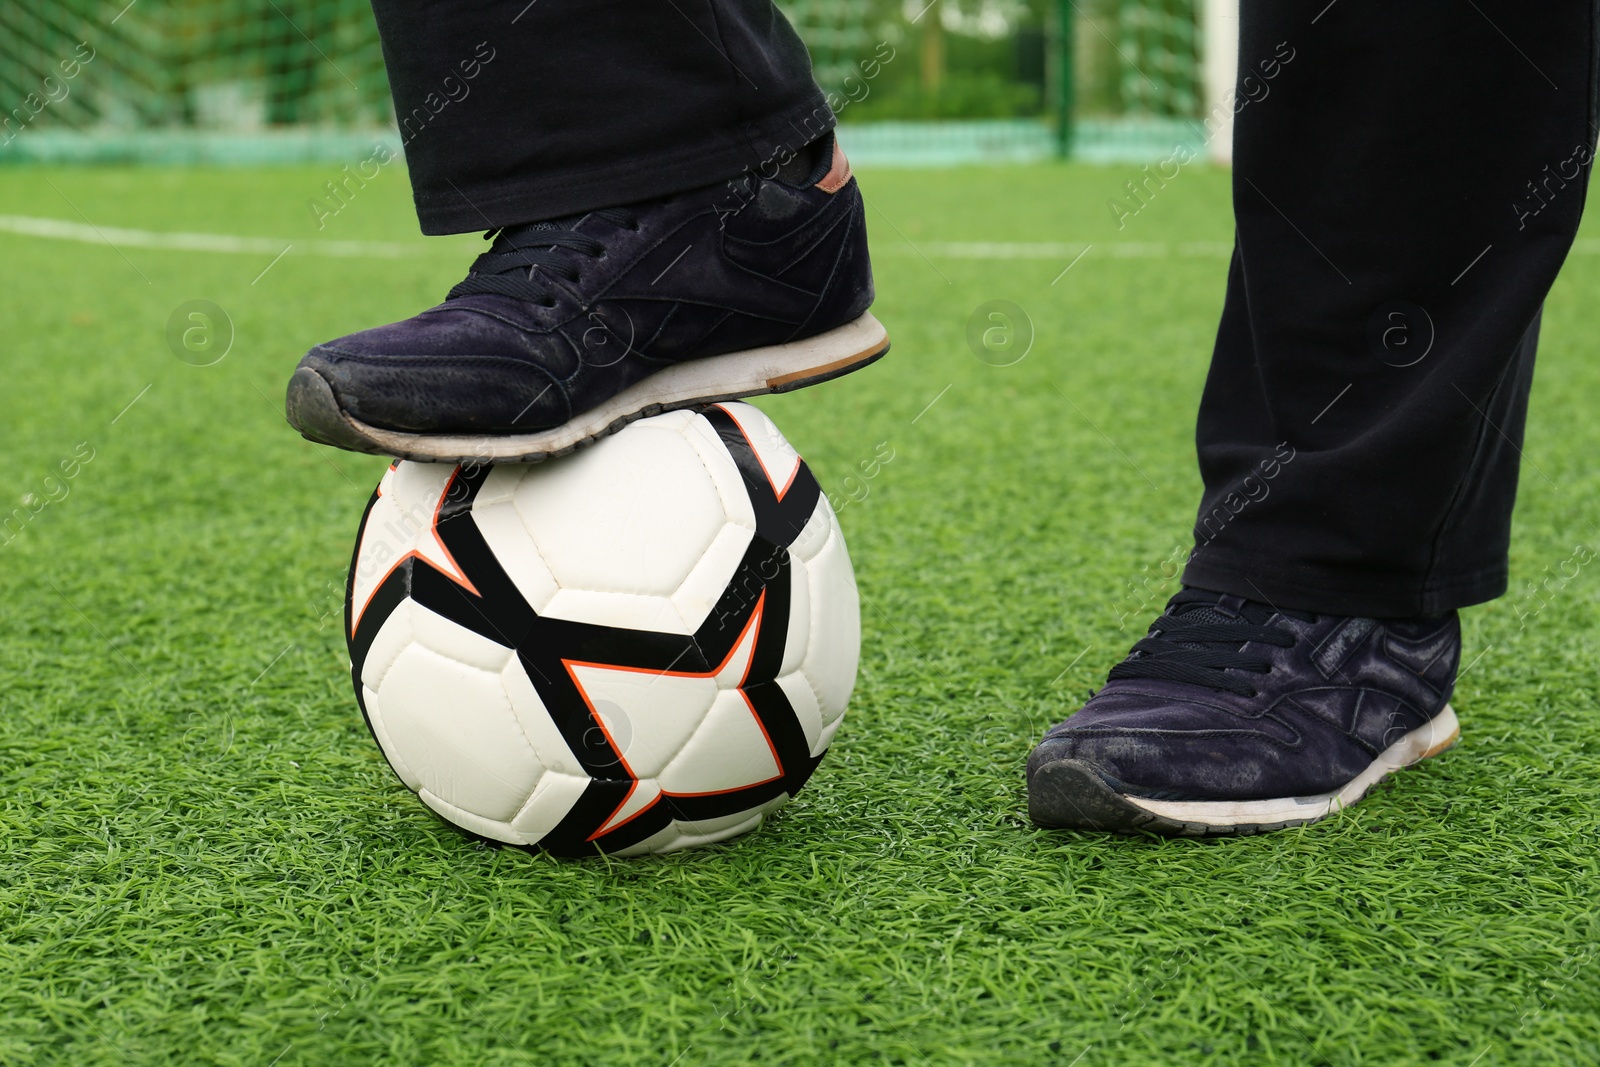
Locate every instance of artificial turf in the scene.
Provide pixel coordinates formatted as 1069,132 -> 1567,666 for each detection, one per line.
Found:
1,156 -> 1597,1066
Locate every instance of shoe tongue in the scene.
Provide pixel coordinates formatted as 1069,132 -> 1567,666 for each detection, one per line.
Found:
1170,591 -> 1248,623
1173,604 -> 1238,627
491,215 -> 582,252
1162,593 -> 1270,646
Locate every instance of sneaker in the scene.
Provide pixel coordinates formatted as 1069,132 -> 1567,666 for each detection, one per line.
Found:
1027,588 -> 1461,835
285,134 -> 887,463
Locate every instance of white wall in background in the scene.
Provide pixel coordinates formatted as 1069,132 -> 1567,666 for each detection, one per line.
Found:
1202,0 -> 1240,164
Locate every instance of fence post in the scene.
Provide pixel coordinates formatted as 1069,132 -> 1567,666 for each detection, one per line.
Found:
1053,0 -> 1076,157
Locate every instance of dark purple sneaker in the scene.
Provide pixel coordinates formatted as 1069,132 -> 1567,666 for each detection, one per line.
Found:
284,134 -> 887,463
1027,588 -> 1461,835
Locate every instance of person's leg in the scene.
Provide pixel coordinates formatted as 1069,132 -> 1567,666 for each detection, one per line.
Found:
1183,0 -> 1597,616
286,1 -> 886,462
1029,0 -> 1598,834
369,0 -> 837,234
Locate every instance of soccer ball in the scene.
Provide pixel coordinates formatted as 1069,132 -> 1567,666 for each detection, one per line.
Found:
344,403 -> 860,856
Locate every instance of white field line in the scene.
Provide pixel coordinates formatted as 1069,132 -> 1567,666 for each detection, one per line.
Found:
5,214 -> 1599,262
0,214 -> 431,258
901,238 -> 1600,260
905,240 -> 1236,259
910,239 -> 1600,259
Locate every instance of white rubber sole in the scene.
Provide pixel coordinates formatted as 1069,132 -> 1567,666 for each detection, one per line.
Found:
287,312 -> 889,464
1028,704 -> 1461,835
1128,704 -> 1460,829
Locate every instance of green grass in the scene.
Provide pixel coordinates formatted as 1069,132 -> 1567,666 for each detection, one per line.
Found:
1,157 -> 1598,1067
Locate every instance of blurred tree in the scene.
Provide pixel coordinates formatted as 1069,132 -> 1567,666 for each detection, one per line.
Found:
920,4 -> 944,92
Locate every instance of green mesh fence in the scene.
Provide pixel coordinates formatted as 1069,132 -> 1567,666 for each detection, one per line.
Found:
0,0 -> 1205,164
780,0 -> 884,96
1,1 -> 390,132
1115,0 -> 1201,118
1069,0 -> 1202,119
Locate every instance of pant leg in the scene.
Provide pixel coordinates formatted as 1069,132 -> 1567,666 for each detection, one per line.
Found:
1182,0 -> 1600,617
369,0 -> 834,234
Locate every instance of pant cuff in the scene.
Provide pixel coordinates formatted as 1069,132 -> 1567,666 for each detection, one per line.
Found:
409,92 -> 837,235
1182,547 -> 1508,617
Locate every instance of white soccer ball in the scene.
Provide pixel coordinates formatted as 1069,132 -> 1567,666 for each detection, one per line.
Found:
344,403 -> 860,856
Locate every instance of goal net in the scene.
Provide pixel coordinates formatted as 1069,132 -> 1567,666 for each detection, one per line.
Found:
0,0 -> 1212,164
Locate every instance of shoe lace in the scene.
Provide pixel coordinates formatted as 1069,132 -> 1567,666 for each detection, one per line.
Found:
447,208 -> 638,306
1107,589 -> 1310,697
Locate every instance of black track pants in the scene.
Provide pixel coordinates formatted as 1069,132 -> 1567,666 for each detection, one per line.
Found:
1182,0 -> 1600,616
368,0 -> 834,234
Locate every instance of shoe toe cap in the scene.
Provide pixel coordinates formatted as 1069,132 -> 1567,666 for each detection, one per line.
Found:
1026,730 -> 1163,791
1027,690 -> 1339,801
297,342 -> 571,436
319,299 -> 572,364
